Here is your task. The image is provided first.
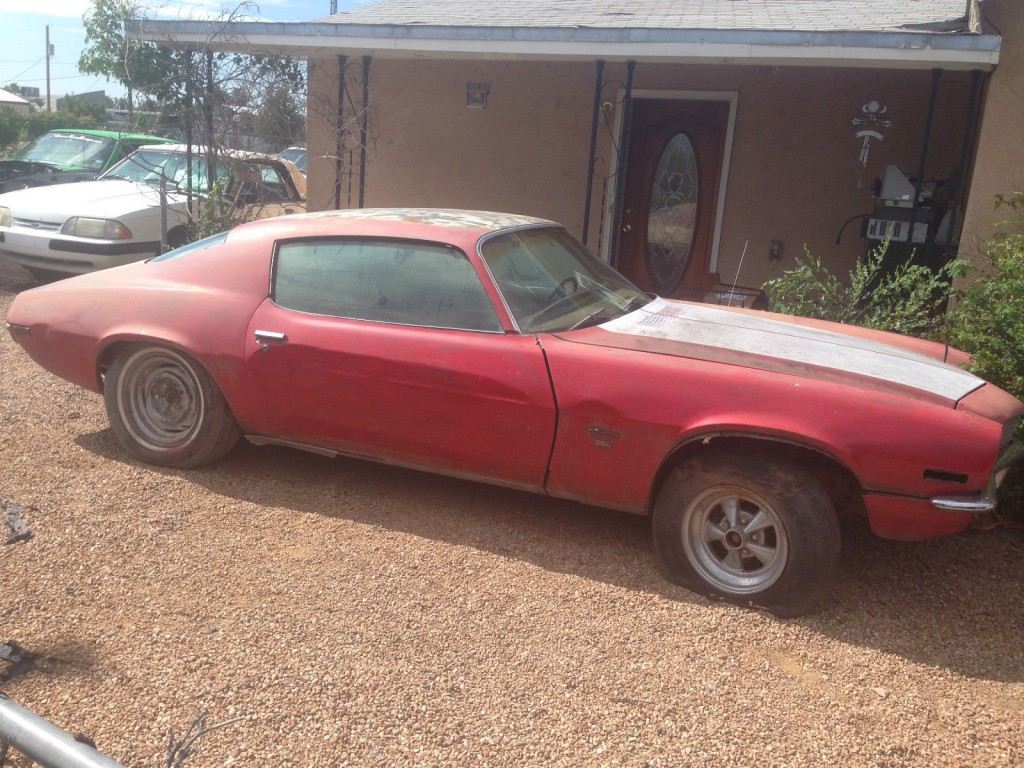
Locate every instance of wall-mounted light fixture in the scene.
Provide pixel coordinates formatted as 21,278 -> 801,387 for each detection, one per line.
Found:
466,82 -> 491,109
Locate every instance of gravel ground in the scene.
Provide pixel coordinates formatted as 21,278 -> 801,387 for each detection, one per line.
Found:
1,261 -> 1023,767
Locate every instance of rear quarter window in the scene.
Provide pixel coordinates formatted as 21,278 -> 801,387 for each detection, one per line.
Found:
273,238 -> 501,332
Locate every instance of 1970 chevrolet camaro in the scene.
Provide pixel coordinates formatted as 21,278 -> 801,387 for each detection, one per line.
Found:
6,209 -> 1022,615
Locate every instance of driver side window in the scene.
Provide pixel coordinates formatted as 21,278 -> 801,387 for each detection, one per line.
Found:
273,238 -> 502,332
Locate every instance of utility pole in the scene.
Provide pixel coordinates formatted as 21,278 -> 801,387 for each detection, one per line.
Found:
45,25 -> 52,112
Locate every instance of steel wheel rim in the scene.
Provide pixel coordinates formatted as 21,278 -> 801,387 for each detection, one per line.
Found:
117,348 -> 205,451
681,485 -> 789,595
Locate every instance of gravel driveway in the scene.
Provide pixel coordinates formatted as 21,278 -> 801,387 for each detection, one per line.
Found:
1,263 -> 1023,767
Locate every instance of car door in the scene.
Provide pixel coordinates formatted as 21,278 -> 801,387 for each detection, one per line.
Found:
240,236 -> 556,489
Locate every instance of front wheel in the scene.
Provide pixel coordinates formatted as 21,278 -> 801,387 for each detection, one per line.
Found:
653,451 -> 841,617
104,345 -> 241,468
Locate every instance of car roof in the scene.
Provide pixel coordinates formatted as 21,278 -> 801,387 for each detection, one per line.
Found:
135,144 -> 286,162
232,208 -> 556,242
47,129 -> 174,142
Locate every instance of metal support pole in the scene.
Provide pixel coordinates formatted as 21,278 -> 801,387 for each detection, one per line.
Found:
609,60 -> 637,268
334,55 -> 347,210
204,49 -> 217,190
907,68 -> 942,259
944,70 -> 984,247
159,173 -> 168,253
581,59 -> 605,246
45,25 -> 51,113
358,55 -> 371,209
185,50 -> 194,222
0,695 -> 123,768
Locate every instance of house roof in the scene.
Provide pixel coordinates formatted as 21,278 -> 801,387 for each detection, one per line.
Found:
321,0 -> 975,34
0,88 -> 30,106
132,0 -> 1000,70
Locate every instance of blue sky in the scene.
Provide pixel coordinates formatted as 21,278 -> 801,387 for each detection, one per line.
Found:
0,1 -> 366,99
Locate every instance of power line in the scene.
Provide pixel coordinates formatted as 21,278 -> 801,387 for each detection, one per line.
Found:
6,57 -> 44,83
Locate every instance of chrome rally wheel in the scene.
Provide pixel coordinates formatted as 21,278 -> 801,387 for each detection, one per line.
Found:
681,487 -> 789,595
652,450 -> 841,617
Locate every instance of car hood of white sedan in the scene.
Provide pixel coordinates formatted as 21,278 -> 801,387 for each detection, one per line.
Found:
0,179 -> 178,222
591,297 -> 983,403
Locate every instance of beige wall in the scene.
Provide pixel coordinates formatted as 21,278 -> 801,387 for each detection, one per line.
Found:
307,57 -> 972,287
961,0 -> 1024,266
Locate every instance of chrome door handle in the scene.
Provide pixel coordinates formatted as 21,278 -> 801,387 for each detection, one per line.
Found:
254,330 -> 287,343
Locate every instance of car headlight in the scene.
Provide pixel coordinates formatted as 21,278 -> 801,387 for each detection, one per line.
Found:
0,207 -> 11,227
60,217 -> 133,240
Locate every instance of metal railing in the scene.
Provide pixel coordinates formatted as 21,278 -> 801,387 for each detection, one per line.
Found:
0,694 -> 123,768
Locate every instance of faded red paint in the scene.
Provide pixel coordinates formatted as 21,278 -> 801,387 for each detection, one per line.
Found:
7,211 -> 1022,542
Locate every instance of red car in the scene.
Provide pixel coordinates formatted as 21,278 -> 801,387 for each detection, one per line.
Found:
6,209 -> 1022,615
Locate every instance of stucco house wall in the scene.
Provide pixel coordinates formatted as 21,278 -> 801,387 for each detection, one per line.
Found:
960,0 -> 1023,263
307,57 -> 973,287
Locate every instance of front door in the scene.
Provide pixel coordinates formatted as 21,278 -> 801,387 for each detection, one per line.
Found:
617,98 -> 730,297
238,237 -> 557,490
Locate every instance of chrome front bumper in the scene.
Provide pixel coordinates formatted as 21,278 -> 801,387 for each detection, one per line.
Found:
931,438 -> 1023,513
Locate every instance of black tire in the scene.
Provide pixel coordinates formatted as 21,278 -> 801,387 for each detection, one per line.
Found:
652,450 -> 841,617
104,345 -> 241,468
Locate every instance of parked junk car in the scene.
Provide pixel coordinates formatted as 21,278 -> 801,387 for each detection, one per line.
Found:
0,144 -> 305,280
7,209 -> 1022,615
277,146 -> 306,176
0,129 -> 175,194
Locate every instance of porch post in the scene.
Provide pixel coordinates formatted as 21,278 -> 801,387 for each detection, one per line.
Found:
609,60 -> 636,268
907,68 -> 942,258
942,69 -> 985,248
358,55 -> 372,208
581,59 -> 605,245
334,54 -> 347,210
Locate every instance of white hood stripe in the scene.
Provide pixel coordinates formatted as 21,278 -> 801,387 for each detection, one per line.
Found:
600,298 -> 982,402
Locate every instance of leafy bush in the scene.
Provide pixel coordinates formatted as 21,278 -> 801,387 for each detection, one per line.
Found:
948,194 -> 1024,518
763,241 -> 967,340
0,106 -> 22,150
24,110 -> 96,140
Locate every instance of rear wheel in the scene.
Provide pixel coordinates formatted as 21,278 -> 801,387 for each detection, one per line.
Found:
653,451 -> 841,617
104,345 -> 240,468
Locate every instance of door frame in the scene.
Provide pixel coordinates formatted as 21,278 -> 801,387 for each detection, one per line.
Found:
599,89 -> 738,277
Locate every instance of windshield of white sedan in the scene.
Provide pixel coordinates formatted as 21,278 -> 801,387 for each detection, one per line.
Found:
103,150 -> 208,190
481,227 -> 648,333
12,133 -> 114,170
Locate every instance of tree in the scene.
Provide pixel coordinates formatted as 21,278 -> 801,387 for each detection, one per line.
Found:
78,0 -> 171,117
254,84 -> 306,151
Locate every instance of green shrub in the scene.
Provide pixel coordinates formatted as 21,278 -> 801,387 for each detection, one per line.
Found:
0,106 -> 24,150
948,194 -> 1024,518
24,110 -> 96,140
763,241 -> 967,340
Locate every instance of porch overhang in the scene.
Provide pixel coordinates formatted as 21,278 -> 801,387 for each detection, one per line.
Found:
130,20 -> 1001,71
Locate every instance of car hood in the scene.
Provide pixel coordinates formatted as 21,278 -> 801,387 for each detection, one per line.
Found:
0,179 -> 173,220
565,297 -> 984,404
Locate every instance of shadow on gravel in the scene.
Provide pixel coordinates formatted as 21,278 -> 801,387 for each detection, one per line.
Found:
77,428 -> 1024,683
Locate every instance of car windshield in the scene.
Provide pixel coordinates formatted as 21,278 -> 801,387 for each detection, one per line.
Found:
279,148 -> 306,173
11,132 -> 115,171
102,149 -> 208,191
480,226 -> 650,333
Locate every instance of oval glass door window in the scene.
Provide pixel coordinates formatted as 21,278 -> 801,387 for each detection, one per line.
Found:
647,133 -> 699,292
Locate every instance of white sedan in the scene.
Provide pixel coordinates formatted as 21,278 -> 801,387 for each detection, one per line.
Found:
0,144 -> 305,280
